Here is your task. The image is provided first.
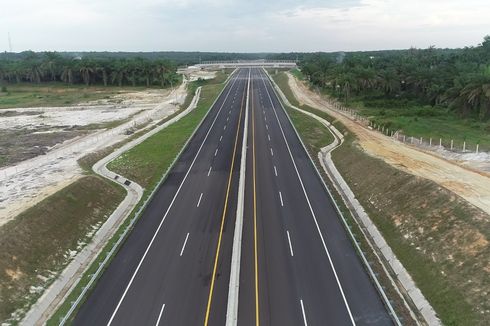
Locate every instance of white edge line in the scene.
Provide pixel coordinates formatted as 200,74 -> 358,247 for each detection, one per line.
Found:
260,68 -> 356,326
59,71 -> 236,326
155,303 -> 166,326
197,193 -> 203,207
300,299 -> 308,326
287,230 -> 294,257
106,69 -> 242,326
265,69 -> 403,325
180,233 -> 190,256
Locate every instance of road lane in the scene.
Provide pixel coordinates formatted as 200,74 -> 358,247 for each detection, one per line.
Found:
237,68 -> 392,326
74,69 -> 248,326
73,67 -> 394,326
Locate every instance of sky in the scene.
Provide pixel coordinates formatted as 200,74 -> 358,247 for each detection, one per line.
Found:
1,0 -> 489,53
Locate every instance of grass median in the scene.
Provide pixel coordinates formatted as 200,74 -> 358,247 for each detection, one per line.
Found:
48,73 -> 228,324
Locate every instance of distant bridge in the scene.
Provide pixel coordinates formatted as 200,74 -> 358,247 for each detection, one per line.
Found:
194,59 -> 297,69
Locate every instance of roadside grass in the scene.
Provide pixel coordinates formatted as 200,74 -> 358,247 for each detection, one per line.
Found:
48,73 -> 228,324
285,106 -> 334,150
322,89 -> 490,151
290,68 -> 305,80
77,85 -> 202,173
332,135 -> 488,326
0,82 -> 177,109
275,70 -> 489,325
0,176 -> 125,324
107,82 -> 224,188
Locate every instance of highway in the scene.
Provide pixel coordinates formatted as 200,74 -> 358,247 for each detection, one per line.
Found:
73,68 -> 393,325
237,68 -> 392,325
74,68 -> 247,325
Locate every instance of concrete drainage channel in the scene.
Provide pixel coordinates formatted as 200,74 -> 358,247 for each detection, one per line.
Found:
266,69 -> 440,326
21,85 -> 206,325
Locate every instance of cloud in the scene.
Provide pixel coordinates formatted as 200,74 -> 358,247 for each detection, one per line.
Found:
0,0 -> 488,52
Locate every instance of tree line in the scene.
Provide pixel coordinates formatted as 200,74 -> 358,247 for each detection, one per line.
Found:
0,52 -> 180,87
300,36 -> 490,121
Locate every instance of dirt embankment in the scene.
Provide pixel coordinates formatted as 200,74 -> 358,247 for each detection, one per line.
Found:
286,73 -> 490,216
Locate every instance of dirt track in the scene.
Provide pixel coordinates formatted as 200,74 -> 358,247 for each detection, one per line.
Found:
286,73 -> 490,216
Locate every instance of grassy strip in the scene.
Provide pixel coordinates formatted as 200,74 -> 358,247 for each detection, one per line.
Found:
107,82 -> 223,188
0,176 -> 125,324
275,70 -> 489,325
48,75 -> 228,325
0,83 -> 157,109
332,136 -> 487,326
290,68 -> 305,80
312,84 -> 490,151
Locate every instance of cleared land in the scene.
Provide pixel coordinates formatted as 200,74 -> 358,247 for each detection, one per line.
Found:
283,72 -> 490,215
0,84 -> 182,226
273,70 -> 490,325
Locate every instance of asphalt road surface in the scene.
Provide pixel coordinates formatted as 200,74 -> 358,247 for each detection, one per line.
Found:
73,68 -> 393,326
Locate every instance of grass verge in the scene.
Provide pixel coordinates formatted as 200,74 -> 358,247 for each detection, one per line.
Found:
316,86 -> 490,151
107,82 -> 223,188
0,176 -> 125,324
48,74 -> 228,325
274,70 -> 490,325
0,83 -> 160,109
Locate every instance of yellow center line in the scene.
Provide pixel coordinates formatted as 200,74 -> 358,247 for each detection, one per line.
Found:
204,74 -> 247,326
252,71 -> 260,326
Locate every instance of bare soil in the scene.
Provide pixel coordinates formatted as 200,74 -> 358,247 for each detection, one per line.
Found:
286,73 -> 490,216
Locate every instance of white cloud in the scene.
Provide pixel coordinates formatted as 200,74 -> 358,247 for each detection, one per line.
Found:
0,0 -> 488,52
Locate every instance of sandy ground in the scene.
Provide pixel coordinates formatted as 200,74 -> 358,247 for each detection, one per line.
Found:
0,83 -> 188,226
286,73 -> 490,216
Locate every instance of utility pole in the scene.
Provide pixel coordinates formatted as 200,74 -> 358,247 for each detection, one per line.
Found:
8,32 -> 12,52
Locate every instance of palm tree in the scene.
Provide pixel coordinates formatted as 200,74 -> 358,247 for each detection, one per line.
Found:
79,60 -> 94,86
61,63 -> 74,84
111,60 -> 127,87
26,61 -> 43,83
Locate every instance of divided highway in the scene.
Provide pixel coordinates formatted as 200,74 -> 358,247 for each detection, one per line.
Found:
73,68 -> 394,325
75,69 -> 247,325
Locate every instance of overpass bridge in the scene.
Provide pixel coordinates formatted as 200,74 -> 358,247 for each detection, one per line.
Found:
194,59 -> 297,69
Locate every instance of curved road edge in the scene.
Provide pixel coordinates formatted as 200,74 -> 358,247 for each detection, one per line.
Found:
265,69 -> 440,326
21,84 -> 205,326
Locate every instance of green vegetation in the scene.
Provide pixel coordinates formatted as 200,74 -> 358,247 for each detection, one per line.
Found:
0,83 -> 147,109
290,67 -> 305,80
0,176 -> 125,324
273,69 -> 489,325
49,73 -> 228,324
299,36 -> 490,149
285,106 -> 334,151
0,52 -> 180,87
332,135 -> 487,325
